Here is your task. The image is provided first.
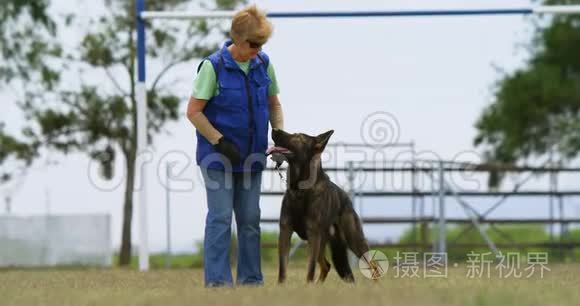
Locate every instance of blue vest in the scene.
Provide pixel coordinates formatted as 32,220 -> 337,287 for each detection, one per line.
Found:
196,40 -> 271,172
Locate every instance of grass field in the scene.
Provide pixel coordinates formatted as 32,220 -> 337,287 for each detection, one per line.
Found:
0,263 -> 578,306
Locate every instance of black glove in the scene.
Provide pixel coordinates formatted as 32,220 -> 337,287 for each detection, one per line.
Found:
213,137 -> 241,165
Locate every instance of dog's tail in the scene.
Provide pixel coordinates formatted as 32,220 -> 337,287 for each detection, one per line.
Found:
329,234 -> 355,282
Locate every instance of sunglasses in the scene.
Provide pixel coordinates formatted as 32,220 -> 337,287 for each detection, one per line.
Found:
246,40 -> 264,49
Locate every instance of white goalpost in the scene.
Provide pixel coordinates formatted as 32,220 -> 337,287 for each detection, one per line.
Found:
134,1 -> 580,271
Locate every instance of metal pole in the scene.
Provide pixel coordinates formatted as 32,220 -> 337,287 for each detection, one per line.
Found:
165,163 -> 172,268
437,162 -> 446,257
420,195 -> 426,252
347,161 -> 358,267
136,0 -> 149,272
4,196 -> 10,214
45,187 -> 51,215
358,173 -> 364,220
140,6 -> 580,20
355,162 -> 362,218
411,142 -> 417,251
549,169 -> 555,241
431,166 -> 437,252
555,168 -> 564,260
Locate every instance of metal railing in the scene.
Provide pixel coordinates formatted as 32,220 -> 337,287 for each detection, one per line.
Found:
260,155 -> 580,260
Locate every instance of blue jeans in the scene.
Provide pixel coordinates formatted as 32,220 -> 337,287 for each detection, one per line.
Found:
201,168 -> 263,287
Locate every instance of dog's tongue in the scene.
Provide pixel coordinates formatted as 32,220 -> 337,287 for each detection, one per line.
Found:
266,146 -> 290,155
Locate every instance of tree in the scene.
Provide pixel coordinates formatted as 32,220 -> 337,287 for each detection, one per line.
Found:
0,0 -> 60,183
474,0 -> 580,187
0,0 -> 59,84
18,0 -> 243,266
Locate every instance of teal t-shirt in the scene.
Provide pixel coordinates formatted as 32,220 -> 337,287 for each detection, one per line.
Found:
192,59 -> 280,100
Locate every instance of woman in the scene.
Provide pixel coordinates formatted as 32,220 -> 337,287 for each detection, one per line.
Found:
186,5 -> 284,288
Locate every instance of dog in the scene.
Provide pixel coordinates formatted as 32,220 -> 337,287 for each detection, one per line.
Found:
266,128 -> 381,283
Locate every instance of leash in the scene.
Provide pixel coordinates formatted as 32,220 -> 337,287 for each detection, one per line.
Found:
274,162 -> 287,184
269,152 -> 287,184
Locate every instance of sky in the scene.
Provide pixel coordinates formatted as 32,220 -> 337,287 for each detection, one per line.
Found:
2,0 -> 580,254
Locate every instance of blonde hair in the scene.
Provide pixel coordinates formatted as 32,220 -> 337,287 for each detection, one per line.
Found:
230,5 -> 273,45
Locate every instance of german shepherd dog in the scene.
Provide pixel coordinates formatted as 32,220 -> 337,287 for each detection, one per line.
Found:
267,128 -> 380,283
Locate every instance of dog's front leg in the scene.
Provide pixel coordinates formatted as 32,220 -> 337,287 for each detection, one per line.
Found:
278,222 -> 292,284
306,230 -> 321,283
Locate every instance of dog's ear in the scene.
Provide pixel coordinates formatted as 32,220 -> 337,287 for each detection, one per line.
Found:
314,130 -> 334,153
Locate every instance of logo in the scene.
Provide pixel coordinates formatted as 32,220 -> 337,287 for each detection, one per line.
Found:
358,250 -> 389,280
